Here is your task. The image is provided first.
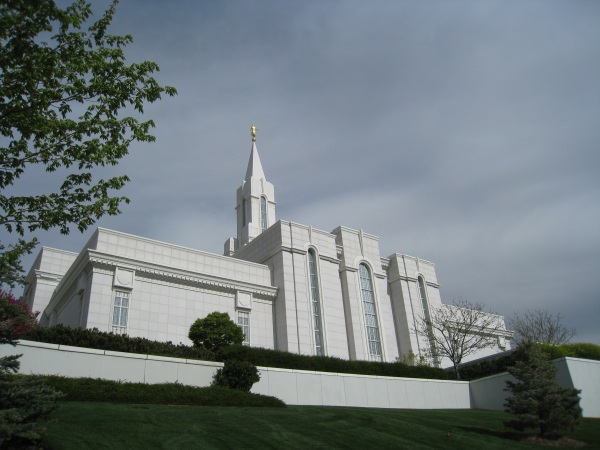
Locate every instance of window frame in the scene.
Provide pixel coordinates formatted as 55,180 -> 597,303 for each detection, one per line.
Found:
111,290 -> 131,335
260,195 -> 268,232
237,310 -> 250,345
358,263 -> 382,362
307,248 -> 325,356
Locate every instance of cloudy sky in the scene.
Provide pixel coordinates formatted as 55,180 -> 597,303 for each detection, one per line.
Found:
10,1 -> 600,344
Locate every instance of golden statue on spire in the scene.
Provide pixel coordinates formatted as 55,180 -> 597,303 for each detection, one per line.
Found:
251,124 -> 257,142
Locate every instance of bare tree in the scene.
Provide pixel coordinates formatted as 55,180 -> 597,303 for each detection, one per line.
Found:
415,299 -> 507,379
509,309 -> 576,345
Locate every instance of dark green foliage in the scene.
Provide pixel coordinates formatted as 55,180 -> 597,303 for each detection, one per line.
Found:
537,342 -> 600,361
218,345 -> 449,379
30,375 -> 284,408
457,351 -> 517,380
23,324 -> 448,379
1,290 -> 61,449
0,375 -> 64,448
0,0 -> 177,287
212,359 -> 260,392
24,324 -> 216,361
459,342 -> 600,380
188,312 -> 244,352
504,342 -> 582,438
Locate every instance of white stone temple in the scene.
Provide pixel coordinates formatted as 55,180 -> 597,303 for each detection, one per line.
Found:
23,128 -> 511,366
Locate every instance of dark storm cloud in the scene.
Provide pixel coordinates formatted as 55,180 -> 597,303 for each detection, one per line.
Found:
9,1 -> 600,343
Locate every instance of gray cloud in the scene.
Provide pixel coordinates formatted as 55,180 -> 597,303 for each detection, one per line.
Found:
9,0 -> 600,344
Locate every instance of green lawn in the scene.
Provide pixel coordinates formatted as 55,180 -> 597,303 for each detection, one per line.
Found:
41,403 -> 600,449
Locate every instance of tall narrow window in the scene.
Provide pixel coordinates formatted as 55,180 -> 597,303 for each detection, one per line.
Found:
359,264 -> 382,361
418,275 -> 437,366
112,291 -> 130,334
260,196 -> 267,232
308,249 -> 324,356
242,198 -> 246,227
237,311 -> 250,344
418,276 -> 430,320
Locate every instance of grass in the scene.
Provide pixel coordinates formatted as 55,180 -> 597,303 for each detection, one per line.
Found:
40,403 -> 600,450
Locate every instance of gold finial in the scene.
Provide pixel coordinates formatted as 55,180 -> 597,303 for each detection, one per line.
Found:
251,124 -> 257,142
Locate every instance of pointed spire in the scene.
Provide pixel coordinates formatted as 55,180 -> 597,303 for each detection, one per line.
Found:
244,140 -> 266,182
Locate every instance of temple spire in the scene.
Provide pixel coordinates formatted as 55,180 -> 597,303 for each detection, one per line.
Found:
232,125 -> 276,249
245,141 -> 265,183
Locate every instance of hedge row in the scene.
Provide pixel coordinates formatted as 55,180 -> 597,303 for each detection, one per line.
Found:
459,342 -> 600,380
24,375 -> 285,407
537,342 -> 600,361
23,325 -> 215,361
23,325 -> 449,380
217,345 -> 449,379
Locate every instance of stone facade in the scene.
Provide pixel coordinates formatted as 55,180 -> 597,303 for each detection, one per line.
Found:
24,139 -> 511,366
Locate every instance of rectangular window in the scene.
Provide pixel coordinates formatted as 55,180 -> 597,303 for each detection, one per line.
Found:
112,291 -> 130,334
238,311 -> 250,344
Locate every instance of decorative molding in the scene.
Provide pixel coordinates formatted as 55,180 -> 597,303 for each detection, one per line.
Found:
88,252 -> 277,300
113,268 -> 135,289
236,291 -> 252,310
386,272 -> 440,288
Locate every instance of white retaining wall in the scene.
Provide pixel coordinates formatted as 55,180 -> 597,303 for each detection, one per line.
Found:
2,340 -> 470,409
469,357 -> 600,418
4,341 -> 597,415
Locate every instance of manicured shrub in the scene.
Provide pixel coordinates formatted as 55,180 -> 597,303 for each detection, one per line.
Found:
218,345 -> 449,380
459,342 -> 600,380
23,324 -> 216,361
23,324 -> 450,380
29,375 -> 285,407
188,312 -> 244,352
457,352 -> 517,380
212,359 -> 260,392
538,342 -> 600,361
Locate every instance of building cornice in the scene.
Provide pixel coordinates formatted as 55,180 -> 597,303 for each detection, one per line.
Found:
87,250 -> 278,300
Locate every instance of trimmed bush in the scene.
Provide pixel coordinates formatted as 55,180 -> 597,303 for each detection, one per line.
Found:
188,312 -> 244,352
538,342 -> 600,361
23,325 -> 215,361
212,359 -> 260,392
460,342 -> 600,380
23,325 -> 449,380
28,375 -> 285,408
218,345 -> 449,380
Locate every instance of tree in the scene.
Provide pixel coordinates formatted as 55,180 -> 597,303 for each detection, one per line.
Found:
0,0 -> 177,287
188,312 -> 245,352
0,289 -> 62,448
509,309 -> 576,345
415,299 -> 507,379
504,341 -> 582,439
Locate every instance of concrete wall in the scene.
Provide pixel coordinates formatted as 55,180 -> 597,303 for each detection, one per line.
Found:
3,340 -> 469,410
469,357 -> 600,418
6,341 -> 595,416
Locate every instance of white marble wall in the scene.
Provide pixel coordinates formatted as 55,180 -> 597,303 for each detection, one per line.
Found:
4,340 -> 471,410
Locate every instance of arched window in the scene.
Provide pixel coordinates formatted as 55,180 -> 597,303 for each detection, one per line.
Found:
260,196 -> 267,232
308,249 -> 324,356
359,263 -> 382,361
